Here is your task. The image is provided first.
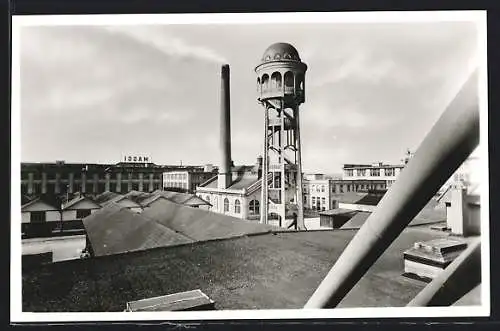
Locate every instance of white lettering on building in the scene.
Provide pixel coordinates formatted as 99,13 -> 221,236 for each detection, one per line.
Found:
123,155 -> 150,163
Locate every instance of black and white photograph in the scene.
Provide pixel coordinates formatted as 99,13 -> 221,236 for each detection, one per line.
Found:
11,11 -> 489,321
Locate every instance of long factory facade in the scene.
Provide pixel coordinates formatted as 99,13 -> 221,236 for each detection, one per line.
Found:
20,158 -> 213,198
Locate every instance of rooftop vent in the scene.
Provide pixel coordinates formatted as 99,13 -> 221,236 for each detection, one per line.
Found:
125,289 -> 215,312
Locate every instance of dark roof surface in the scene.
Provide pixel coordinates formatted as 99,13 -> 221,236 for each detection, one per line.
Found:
141,199 -> 277,242
319,208 -> 357,216
62,195 -> 100,210
62,195 -> 85,209
201,172 -> 259,191
22,227 -> 452,312
93,191 -> 121,205
82,203 -> 193,256
124,190 -> 151,203
340,212 -> 372,229
332,192 -> 385,205
182,195 -> 212,207
339,199 -> 446,229
125,190 -> 211,207
21,195 -> 34,206
155,191 -> 195,204
21,194 -> 61,210
261,42 -> 301,63
100,195 -> 139,208
83,198 -> 276,257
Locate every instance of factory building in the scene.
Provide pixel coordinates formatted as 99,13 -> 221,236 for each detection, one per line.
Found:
302,173 -> 387,211
342,162 -> 405,188
21,197 -> 61,226
61,195 -> 101,222
197,162 -> 263,221
20,159 -> 211,198
163,165 -> 217,193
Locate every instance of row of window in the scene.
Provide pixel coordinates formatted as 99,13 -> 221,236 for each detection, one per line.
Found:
21,182 -> 162,195
304,184 -> 326,193
311,196 -> 327,211
165,182 -> 188,189
332,182 -> 386,193
345,168 -> 397,177
22,173 -> 163,182
224,198 -> 241,213
164,173 -> 188,180
303,182 -> 388,195
257,71 -> 305,92
200,195 -> 261,215
29,209 -> 92,223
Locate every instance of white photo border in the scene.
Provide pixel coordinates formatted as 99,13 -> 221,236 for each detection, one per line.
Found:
10,10 -> 490,322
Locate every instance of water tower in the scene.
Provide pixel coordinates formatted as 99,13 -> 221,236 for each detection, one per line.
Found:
255,42 -> 307,229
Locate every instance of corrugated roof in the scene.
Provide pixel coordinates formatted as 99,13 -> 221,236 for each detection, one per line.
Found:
182,195 -> 212,207
124,190 -> 151,199
200,173 -> 259,191
156,191 -> 193,204
94,191 -> 121,205
153,191 -> 211,207
202,178 -> 219,189
137,194 -> 166,207
198,175 -> 218,188
229,175 -> 259,190
141,198 -> 277,242
82,203 -> 193,257
62,195 -> 101,210
23,228 -> 456,312
21,195 -> 34,206
21,195 -> 61,211
100,195 -> 141,209
96,190 -> 211,208
62,195 -> 85,209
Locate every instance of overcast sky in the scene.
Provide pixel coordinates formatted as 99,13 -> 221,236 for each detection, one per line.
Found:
19,20 -> 479,173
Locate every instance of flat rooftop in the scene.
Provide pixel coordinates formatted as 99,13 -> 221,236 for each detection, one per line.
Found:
22,225 -> 462,312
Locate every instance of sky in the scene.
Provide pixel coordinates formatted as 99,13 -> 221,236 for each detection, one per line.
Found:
18,19 -> 480,173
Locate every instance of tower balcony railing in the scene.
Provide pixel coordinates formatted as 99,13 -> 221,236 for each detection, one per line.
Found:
260,86 -> 301,99
269,163 -> 283,171
268,118 -> 283,126
260,88 -> 284,99
267,163 -> 298,171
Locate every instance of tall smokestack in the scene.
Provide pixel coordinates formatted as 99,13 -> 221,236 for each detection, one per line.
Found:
218,64 -> 232,189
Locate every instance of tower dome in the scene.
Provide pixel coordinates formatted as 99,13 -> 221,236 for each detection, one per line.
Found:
261,42 -> 301,63
256,42 -> 307,105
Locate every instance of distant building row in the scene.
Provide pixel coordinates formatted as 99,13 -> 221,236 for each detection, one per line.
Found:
342,162 -> 405,187
195,158 -> 398,225
195,152 -> 478,224
20,160 -> 217,197
20,189 -> 211,237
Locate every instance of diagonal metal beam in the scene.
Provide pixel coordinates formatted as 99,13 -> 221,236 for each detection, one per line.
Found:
304,69 -> 480,309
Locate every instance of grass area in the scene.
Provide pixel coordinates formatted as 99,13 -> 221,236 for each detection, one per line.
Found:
22,228 -> 450,312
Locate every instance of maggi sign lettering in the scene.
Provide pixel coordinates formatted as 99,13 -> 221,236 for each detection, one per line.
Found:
124,155 -> 150,163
